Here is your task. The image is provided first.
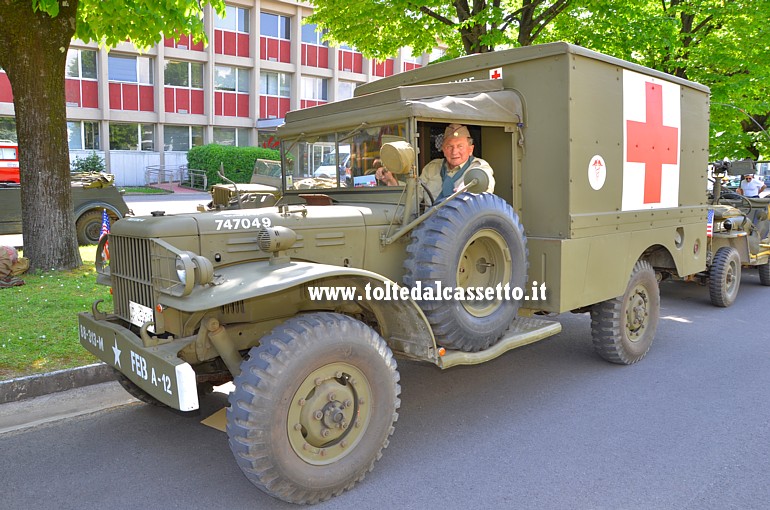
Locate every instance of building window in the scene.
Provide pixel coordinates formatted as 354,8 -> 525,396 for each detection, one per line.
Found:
215,5 -> 250,33
301,76 -> 328,101
260,12 -> 290,39
337,81 -> 356,100
164,60 -> 203,88
301,22 -> 327,46
67,121 -> 100,150
213,127 -> 250,146
108,54 -> 153,84
215,65 -> 249,93
260,72 -> 290,97
66,49 -> 97,80
0,116 -> 16,141
110,122 -> 155,151
164,125 -> 203,151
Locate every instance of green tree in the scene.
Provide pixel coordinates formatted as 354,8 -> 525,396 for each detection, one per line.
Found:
306,0 -> 572,58
543,0 -> 770,160
0,0 -> 224,270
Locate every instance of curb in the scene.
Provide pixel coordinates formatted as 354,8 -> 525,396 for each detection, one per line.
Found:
0,363 -> 116,404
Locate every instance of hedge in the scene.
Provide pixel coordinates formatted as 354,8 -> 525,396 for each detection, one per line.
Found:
187,144 -> 281,185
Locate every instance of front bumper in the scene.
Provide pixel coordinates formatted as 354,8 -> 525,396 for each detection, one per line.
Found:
78,312 -> 199,411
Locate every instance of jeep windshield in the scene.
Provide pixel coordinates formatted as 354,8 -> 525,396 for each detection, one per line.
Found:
280,122 -> 408,192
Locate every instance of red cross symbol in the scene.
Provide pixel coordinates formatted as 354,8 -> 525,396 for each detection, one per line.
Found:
490,68 -> 502,80
626,82 -> 679,203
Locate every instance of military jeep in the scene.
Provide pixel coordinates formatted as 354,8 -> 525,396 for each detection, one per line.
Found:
700,160 -> 770,306
78,43 -> 710,504
1,173 -> 131,245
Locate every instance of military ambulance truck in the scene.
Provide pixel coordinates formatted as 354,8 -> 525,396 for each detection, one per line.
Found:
78,43 -> 709,504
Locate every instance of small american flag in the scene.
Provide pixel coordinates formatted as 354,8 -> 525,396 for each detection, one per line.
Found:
100,209 -> 111,261
706,208 -> 714,238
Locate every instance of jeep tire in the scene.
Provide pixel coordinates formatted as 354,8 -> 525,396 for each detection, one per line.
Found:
403,192 -> 528,352
709,246 -> 741,307
590,260 -> 659,365
76,209 -> 115,245
758,261 -> 770,286
227,313 -> 400,505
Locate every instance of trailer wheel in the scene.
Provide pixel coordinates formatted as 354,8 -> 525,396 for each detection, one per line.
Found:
758,261 -> 770,286
709,246 -> 741,307
227,313 -> 400,505
590,260 -> 659,365
403,192 -> 528,352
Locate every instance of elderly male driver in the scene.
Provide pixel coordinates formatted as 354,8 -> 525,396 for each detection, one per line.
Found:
375,124 -> 495,202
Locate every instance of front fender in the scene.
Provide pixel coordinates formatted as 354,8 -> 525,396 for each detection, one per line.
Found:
160,260 -> 439,363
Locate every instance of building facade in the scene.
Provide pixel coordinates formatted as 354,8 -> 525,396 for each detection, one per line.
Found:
0,0 -> 442,186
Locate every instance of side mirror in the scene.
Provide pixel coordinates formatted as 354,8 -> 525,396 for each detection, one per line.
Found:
463,168 -> 489,194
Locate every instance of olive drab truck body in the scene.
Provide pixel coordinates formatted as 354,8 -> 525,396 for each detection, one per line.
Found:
77,43 -> 709,504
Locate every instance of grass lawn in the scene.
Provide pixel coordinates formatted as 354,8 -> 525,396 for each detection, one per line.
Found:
0,246 -> 111,380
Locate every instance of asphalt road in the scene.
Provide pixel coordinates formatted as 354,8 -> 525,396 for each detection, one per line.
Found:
2,271 -> 769,509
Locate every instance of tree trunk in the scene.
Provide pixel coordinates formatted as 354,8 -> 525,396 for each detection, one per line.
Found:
0,0 -> 81,270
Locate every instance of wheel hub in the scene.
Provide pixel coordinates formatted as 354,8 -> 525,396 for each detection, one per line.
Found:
288,363 -> 371,465
625,285 -> 649,342
456,229 -> 512,317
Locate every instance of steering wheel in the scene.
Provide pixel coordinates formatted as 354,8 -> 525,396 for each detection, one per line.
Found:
419,180 -> 435,207
720,191 -> 754,231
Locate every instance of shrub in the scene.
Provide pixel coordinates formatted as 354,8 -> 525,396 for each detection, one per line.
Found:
70,151 -> 106,173
187,144 -> 281,185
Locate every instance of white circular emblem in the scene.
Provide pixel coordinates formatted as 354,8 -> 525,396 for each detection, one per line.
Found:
588,155 -> 607,190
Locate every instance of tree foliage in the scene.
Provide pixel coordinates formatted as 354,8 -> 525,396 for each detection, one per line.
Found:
540,0 -> 770,160
0,0 -> 224,270
306,0 -> 572,58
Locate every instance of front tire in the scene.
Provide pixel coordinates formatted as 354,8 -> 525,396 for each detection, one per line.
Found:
709,246 -> 741,307
227,313 -> 400,505
590,260 -> 659,365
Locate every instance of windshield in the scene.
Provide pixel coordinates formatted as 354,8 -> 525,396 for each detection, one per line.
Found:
281,123 -> 408,191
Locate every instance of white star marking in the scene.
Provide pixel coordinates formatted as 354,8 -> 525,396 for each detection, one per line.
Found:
112,340 -> 122,368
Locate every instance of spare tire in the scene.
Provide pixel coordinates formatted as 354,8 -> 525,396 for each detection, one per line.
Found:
403,192 -> 528,352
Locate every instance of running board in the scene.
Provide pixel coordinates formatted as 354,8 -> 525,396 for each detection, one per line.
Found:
437,316 -> 562,369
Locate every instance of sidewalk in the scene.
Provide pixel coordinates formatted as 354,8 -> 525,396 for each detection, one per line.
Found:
0,363 -> 116,405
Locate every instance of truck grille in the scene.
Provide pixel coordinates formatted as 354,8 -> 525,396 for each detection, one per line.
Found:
110,236 -> 154,321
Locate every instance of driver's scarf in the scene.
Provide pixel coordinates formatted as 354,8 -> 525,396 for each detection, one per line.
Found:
437,156 -> 475,201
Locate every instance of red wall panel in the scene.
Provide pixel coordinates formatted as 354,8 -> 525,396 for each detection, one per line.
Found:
237,33 -> 250,58
81,81 -> 98,108
191,90 -> 204,114
122,84 -> 138,110
108,82 -> 122,109
0,73 -> 13,103
139,85 -> 154,112
237,94 -> 249,118
65,79 -> 81,106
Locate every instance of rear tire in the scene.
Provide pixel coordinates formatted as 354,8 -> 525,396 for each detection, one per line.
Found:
758,261 -> 770,286
590,260 -> 659,365
709,246 -> 741,307
227,313 -> 400,505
